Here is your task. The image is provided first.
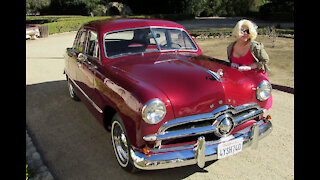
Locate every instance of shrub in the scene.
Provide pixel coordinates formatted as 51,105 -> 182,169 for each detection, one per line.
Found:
90,4 -> 107,16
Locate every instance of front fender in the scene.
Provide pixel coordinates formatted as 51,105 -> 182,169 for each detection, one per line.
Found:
100,65 -> 175,148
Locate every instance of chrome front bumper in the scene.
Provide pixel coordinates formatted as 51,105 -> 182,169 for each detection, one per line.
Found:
130,120 -> 272,170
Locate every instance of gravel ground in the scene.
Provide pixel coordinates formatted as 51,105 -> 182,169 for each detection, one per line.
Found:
26,129 -> 54,180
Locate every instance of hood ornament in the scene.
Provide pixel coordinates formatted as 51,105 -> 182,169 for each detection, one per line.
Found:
207,70 -> 222,82
217,69 -> 223,78
168,54 -> 223,82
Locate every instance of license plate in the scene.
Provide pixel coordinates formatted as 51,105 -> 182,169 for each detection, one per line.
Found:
218,138 -> 243,159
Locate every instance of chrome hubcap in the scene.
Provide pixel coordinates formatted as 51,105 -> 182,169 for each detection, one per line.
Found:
68,82 -> 75,98
112,121 -> 129,167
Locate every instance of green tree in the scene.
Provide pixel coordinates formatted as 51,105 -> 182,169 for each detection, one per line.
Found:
183,0 -> 208,17
26,0 -> 50,14
200,0 -> 260,17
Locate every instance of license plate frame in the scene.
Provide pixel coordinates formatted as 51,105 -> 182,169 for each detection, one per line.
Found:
217,138 -> 243,159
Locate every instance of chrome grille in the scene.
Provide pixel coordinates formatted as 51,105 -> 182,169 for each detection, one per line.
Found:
143,103 -> 265,148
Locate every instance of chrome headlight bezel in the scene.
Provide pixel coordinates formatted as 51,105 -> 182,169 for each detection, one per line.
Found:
256,80 -> 272,101
142,99 -> 166,124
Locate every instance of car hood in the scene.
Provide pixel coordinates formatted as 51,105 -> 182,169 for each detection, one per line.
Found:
110,52 -> 267,119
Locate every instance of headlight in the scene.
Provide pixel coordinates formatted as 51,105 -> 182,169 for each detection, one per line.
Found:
142,99 -> 166,124
256,80 -> 272,101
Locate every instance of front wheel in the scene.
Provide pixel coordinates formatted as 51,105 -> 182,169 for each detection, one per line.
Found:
111,113 -> 137,172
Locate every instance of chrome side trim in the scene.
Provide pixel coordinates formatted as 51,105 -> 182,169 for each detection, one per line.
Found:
68,77 -> 103,113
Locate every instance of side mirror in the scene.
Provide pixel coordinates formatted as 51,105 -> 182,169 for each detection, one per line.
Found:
77,53 -> 87,62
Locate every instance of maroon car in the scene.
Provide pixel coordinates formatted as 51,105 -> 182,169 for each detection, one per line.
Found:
64,18 -> 272,172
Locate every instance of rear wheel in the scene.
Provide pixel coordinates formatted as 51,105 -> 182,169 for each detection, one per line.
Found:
67,77 -> 80,101
111,113 -> 137,172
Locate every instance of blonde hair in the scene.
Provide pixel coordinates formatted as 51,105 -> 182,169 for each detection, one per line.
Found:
232,19 -> 258,40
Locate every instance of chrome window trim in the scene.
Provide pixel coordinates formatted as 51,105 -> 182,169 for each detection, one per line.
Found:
68,76 -> 103,113
103,26 -> 199,59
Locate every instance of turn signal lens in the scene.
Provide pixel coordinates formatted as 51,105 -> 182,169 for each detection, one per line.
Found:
266,115 -> 271,120
263,115 -> 271,122
143,147 -> 150,155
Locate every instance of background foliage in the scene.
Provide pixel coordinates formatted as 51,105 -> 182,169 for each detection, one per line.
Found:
26,0 -> 293,21
26,0 -> 293,35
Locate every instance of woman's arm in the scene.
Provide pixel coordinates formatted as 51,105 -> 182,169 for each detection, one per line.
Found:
249,62 -> 259,69
252,42 -> 270,71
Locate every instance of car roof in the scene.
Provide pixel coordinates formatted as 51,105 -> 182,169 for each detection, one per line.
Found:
83,18 -> 186,34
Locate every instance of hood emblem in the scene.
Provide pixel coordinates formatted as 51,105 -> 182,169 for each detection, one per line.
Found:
213,113 -> 235,137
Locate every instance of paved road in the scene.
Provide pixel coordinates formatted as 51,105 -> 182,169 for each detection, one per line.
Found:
26,32 -> 294,179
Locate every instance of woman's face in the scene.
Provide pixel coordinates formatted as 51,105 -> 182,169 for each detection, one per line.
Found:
239,25 -> 250,42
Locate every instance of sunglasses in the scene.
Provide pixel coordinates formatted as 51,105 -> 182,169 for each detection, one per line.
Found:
240,28 -> 250,34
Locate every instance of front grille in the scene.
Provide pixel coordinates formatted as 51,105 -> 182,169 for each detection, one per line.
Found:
166,120 -> 213,132
161,131 -> 221,147
144,103 -> 265,148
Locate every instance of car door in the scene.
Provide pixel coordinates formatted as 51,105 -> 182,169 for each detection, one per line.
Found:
75,30 -> 99,109
66,28 -> 97,109
65,29 -> 87,81
84,30 -> 107,114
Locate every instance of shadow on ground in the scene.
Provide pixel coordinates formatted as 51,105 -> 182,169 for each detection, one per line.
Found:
26,80 -> 217,179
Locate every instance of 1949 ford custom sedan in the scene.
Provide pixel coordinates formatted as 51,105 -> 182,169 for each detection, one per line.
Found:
64,18 -> 272,172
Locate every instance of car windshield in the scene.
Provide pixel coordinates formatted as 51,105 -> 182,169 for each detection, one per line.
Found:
104,27 -> 197,58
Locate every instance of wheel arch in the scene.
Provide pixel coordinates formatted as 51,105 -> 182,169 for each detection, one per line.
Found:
103,105 -> 117,131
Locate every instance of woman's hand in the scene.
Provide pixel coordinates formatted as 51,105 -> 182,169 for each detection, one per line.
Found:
238,66 -> 251,71
250,62 -> 259,69
238,62 -> 259,71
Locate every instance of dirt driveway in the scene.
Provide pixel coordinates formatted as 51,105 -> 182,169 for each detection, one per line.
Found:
26,32 -> 294,179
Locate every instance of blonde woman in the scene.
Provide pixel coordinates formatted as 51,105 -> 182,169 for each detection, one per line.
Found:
227,19 -> 272,109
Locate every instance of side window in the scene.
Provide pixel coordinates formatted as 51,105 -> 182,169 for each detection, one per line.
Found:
74,30 -> 87,53
86,31 -> 99,59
